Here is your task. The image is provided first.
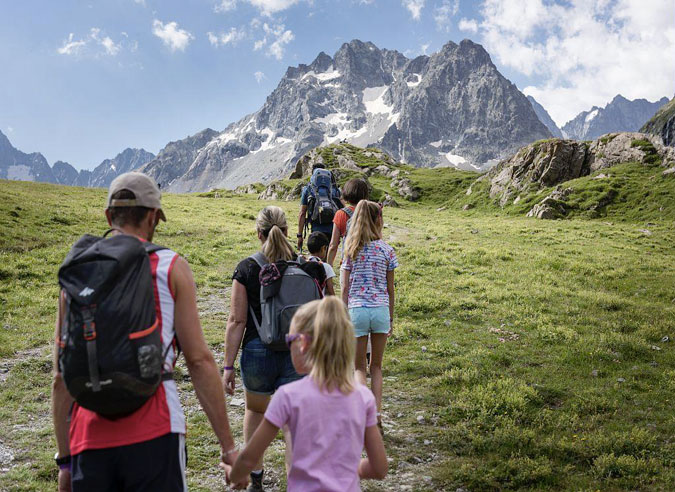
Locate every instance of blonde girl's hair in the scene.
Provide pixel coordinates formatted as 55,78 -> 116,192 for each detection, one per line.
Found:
256,206 -> 295,263
344,200 -> 382,261
292,297 -> 355,394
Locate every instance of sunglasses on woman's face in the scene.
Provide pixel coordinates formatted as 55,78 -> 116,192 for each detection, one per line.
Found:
285,333 -> 311,348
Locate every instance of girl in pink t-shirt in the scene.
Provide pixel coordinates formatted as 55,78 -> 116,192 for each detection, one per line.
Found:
227,297 -> 388,491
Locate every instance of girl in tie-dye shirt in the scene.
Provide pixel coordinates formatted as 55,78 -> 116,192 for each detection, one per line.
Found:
341,200 -> 397,429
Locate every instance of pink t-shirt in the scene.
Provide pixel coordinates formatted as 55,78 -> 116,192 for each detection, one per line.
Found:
264,376 -> 378,492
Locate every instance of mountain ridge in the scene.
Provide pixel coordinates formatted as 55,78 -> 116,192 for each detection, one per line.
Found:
562,95 -> 668,140
143,38 -> 551,192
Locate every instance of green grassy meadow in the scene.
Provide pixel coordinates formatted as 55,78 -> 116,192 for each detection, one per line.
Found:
0,175 -> 674,491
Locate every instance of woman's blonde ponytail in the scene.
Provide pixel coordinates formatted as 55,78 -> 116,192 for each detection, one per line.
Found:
256,206 -> 295,262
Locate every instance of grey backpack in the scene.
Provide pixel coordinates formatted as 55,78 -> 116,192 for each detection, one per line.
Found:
249,252 -> 322,351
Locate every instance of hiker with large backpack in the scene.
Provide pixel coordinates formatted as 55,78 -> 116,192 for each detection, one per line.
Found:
51,172 -> 239,491
223,206 -> 324,492
296,163 -> 341,252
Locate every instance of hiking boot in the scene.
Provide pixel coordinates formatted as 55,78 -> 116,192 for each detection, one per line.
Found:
247,471 -> 264,492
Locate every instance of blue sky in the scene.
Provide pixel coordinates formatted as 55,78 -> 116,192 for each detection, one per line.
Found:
1,0 -> 673,170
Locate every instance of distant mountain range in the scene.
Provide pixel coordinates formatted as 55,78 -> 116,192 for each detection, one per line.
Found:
560,95 -> 669,141
2,39 -> 671,192
0,129 -> 154,188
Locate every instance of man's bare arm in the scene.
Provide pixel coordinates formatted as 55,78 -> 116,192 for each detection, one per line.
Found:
171,257 -> 236,455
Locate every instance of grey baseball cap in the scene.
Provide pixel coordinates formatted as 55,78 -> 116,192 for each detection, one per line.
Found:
106,172 -> 167,222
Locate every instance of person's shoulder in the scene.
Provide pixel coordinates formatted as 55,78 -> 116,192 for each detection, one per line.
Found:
355,382 -> 376,404
376,239 -> 395,251
278,376 -> 311,397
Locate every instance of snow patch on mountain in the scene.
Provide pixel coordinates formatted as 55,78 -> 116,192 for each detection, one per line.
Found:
585,109 -> 599,123
406,74 -> 422,88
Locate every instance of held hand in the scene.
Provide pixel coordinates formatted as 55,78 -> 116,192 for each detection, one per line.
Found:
388,319 -> 394,337
220,449 -> 248,489
223,369 -> 236,396
58,469 -> 71,492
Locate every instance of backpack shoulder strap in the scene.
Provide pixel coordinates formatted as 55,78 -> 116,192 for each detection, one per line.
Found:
342,206 -> 354,218
249,252 -> 268,268
144,242 -> 167,255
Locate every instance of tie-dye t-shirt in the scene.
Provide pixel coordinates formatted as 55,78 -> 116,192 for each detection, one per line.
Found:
341,239 -> 398,309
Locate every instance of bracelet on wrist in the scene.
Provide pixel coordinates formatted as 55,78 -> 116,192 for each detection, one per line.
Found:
220,445 -> 239,460
224,366 -> 235,371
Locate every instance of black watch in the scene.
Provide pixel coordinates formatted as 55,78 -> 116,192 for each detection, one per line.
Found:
296,234 -> 303,238
54,452 -> 71,467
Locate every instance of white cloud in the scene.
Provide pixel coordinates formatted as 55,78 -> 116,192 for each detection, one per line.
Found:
152,19 -> 194,52
474,0 -> 675,125
254,22 -> 294,59
421,42 -> 431,54
215,0 -> 238,12
58,33 -> 88,55
133,0 -> 146,6
254,71 -> 266,83
434,0 -> 459,31
458,18 -> 478,33
268,28 -> 294,59
7,126 -> 14,134
246,0 -> 304,16
402,0 -> 425,20
207,27 -> 246,47
57,29 -> 123,57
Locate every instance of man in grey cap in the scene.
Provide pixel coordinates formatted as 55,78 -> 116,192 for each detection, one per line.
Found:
51,172 -> 245,491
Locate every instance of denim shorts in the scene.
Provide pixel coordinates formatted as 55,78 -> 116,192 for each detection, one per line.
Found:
240,337 -> 303,395
349,306 -> 390,337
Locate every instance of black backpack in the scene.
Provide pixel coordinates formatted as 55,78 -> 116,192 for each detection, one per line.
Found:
57,231 -> 171,419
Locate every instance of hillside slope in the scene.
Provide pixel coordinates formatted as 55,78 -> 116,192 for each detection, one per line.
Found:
0,179 -> 673,491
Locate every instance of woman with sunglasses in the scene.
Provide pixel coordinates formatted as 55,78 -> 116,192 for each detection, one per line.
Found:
227,297 -> 388,490
341,200 -> 398,430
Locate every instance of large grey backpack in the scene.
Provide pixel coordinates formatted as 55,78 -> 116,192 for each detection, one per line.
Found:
249,252 -> 322,351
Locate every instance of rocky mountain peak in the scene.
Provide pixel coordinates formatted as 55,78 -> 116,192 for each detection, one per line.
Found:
134,38 -> 552,192
310,51 -> 333,72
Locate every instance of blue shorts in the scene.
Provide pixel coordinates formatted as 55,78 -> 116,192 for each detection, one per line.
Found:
349,306 -> 390,337
240,337 -> 303,395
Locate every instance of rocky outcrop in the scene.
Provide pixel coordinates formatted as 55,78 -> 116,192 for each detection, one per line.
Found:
562,95 -> 669,141
485,132 -> 675,206
258,143 -> 419,203
526,187 -> 571,219
641,97 -> 675,147
390,177 -> 421,201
